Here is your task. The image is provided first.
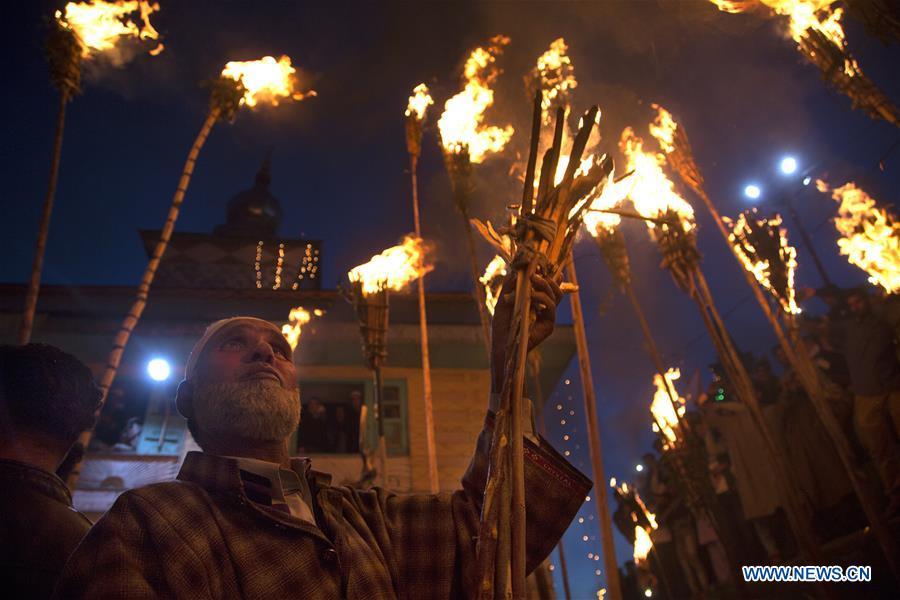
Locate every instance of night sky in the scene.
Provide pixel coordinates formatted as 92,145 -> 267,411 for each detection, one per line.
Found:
3,1 -> 899,596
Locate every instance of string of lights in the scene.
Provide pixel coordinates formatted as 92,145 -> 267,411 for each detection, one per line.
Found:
546,376 -> 609,599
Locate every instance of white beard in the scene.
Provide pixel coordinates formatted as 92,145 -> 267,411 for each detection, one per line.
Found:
194,380 -> 300,443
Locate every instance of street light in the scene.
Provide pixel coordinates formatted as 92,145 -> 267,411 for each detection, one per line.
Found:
147,358 -> 171,382
635,464 -> 644,472
780,156 -> 798,175
744,184 -> 761,200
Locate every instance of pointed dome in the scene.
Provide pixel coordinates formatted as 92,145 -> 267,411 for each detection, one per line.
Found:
215,150 -> 283,238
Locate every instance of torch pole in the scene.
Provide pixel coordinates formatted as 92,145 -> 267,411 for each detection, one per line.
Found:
566,255 -> 623,600
19,94 -> 69,344
443,145 -> 493,356
373,362 -> 389,488
409,151 -> 440,493
784,199 -> 832,287
510,260 -> 534,599
694,183 -> 899,578
464,208 -> 494,356
20,25 -> 82,344
67,106 -> 221,488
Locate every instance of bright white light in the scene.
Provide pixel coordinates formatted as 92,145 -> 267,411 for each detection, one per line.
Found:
744,184 -> 761,200
780,156 -> 798,175
644,589 -> 653,598
147,358 -> 171,382
635,464 -> 644,472
803,176 -> 811,186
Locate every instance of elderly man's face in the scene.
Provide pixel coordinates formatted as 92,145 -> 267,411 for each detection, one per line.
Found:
196,322 -> 297,389
190,321 -> 300,444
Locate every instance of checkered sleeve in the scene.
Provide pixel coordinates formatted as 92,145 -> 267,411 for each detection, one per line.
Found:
350,413 -> 592,598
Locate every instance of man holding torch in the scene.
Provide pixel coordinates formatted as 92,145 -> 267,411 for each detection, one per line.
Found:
55,274 -> 590,599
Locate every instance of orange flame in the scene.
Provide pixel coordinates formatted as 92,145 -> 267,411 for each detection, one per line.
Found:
480,255 -> 508,316
584,169 -> 630,236
531,37 -> 578,124
348,236 -> 431,295
648,104 -> 677,154
650,368 -> 685,447
726,212 -> 801,314
221,55 -> 316,108
817,180 -> 900,293
55,0 -> 163,57
709,0 -> 860,78
633,525 -> 653,565
280,307 -> 324,351
437,35 -> 514,163
620,127 -> 695,230
405,83 -> 434,121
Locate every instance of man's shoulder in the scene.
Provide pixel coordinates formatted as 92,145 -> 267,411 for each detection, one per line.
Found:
106,479 -> 213,520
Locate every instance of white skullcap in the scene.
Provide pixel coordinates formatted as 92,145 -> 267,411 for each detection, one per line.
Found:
183,316 -> 280,381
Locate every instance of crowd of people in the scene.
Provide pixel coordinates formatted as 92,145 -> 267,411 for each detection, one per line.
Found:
615,284 -> 900,597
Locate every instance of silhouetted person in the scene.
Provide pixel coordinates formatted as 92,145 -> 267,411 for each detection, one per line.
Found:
0,343 -> 101,598
834,288 -> 900,515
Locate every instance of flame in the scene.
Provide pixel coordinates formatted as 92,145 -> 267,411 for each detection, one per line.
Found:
633,490 -> 659,530
437,35 -> 514,163
633,525 -> 653,565
650,368 -> 685,446
281,307 -> 323,350
818,180 -> 900,293
348,236 -> 431,295
55,0 -> 163,57
620,128 -> 695,230
649,104 -> 677,154
709,0 -> 860,78
709,0 -> 759,13
531,37 -> 578,124
727,211 -> 801,314
480,255 -> 508,316
584,169 -> 630,236
221,55 -> 316,108
405,83 -> 434,121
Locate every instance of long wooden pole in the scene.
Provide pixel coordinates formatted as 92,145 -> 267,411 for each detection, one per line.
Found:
510,261 -> 534,599
374,363 -> 389,488
67,107 -> 221,487
694,186 -> 900,578
409,153 -> 440,493
19,94 -> 69,344
464,209 -> 494,356
566,255 -> 622,600
556,542 -> 572,600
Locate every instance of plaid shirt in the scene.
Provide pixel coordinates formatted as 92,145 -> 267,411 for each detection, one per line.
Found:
55,416 -> 590,599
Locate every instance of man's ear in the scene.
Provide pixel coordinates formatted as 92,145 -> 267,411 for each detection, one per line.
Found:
175,380 -> 195,419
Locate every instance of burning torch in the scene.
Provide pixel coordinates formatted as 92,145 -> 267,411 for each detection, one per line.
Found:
20,0 -> 164,345
345,236 -> 431,488
437,35 -> 515,355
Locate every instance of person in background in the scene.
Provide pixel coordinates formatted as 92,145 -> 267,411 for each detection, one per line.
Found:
0,343 -> 101,599
772,345 -> 855,536
833,287 -> 900,516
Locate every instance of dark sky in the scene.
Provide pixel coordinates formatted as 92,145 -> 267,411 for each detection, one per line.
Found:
3,1 -> 899,595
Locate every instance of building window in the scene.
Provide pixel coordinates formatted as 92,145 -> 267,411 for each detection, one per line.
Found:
295,379 -> 408,456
